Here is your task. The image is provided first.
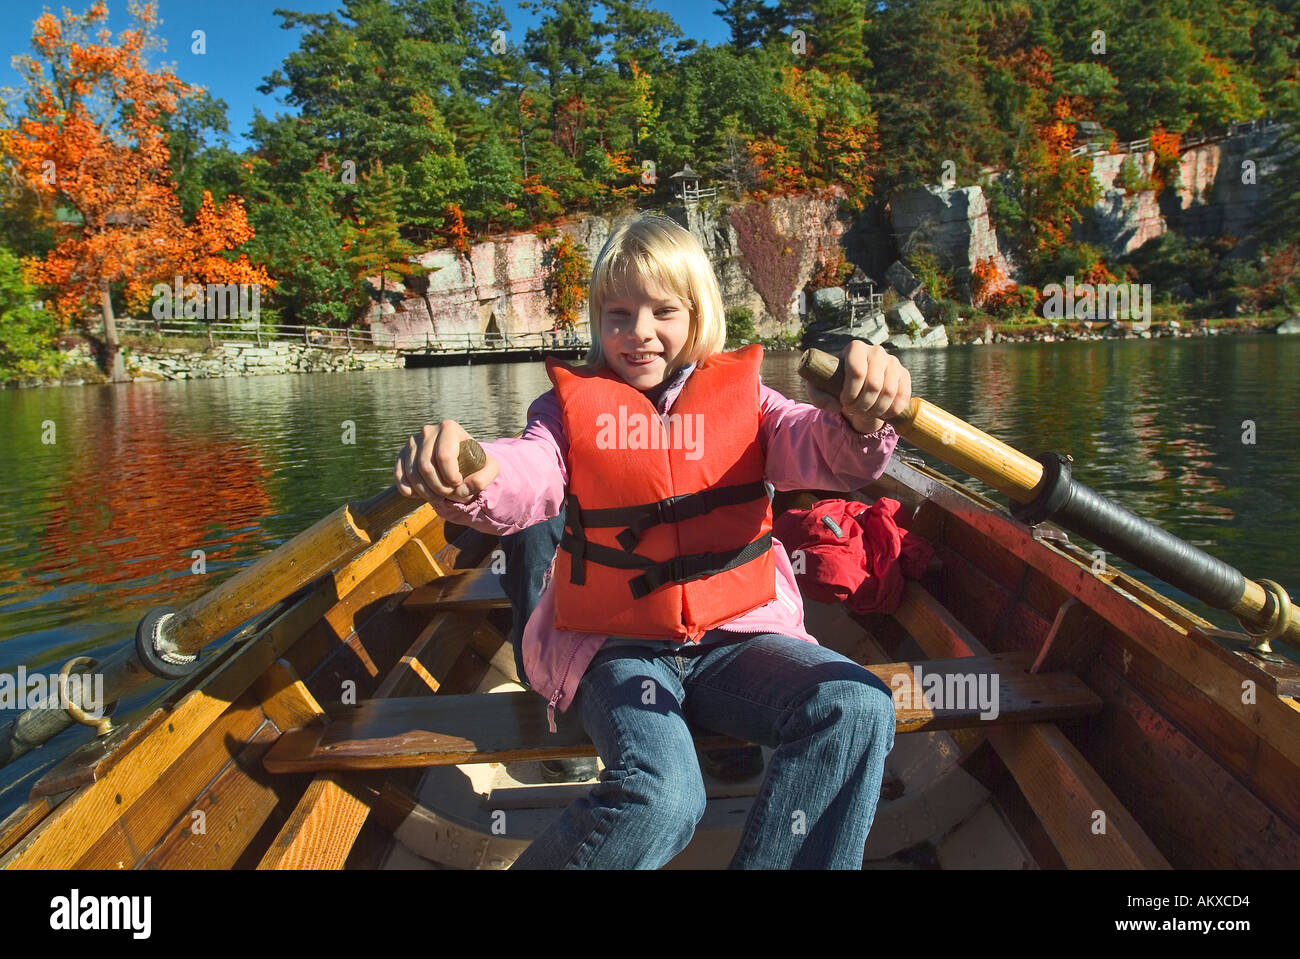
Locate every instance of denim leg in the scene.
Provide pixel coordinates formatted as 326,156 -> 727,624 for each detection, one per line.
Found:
496,508 -> 565,688
510,646 -> 708,869
682,633 -> 896,869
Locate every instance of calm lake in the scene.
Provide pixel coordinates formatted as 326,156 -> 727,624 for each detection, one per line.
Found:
1,335 -> 1297,811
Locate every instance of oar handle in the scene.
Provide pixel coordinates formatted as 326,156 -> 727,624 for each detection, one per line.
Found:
799,348 -> 1045,499
798,348 -> 1298,648
349,438 -> 488,534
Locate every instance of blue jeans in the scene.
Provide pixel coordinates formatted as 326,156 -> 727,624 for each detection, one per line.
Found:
511,630 -> 896,869
498,510 -> 567,687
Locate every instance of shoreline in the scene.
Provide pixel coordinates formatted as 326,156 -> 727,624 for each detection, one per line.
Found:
6,316 -> 1293,389
941,316 -> 1288,346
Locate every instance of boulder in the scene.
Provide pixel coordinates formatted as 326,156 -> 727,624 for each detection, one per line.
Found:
1272,317 -> 1300,335
811,286 -> 846,321
917,325 -> 948,348
886,261 -> 922,298
886,299 -> 926,332
854,312 -> 891,346
885,333 -> 914,350
912,289 -> 940,322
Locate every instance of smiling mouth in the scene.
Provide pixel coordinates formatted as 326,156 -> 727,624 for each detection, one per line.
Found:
622,352 -> 661,364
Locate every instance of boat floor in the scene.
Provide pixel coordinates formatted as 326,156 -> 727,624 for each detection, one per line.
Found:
375,599 -> 1037,869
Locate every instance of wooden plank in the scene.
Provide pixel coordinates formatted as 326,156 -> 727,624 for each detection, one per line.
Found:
74,693 -> 266,868
941,500 -> 1300,778
255,604 -> 479,870
892,580 -> 984,658
323,556 -> 407,649
935,545 -> 1016,648
1033,599 -> 1106,674
0,798 -> 53,858
1097,629 -> 1300,832
141,723 -> 283,870
889,580 -> 1168,868
0,580 -> 334,869
255,659 -> 328,733
988,723 -> 1168,868
256,774 -> 372,870
1082,661 -> 1300,867
262,655 -> 1102,774
394,538 -> 441,586
404,566 -> 509,612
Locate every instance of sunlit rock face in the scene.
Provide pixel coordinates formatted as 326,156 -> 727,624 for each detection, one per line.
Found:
365,190 -> 853,345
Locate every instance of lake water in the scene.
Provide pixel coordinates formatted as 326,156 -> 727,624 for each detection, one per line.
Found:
1,335 -> 1297,811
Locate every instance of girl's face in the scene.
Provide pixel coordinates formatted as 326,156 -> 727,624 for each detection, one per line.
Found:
599,282 -> 692,391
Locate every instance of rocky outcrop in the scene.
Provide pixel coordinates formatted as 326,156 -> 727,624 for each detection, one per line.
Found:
367,190 -> 853,346
1167,123 -> 1292,249
887,185 -> 1014,295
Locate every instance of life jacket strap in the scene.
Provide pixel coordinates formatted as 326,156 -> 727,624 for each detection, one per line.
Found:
563,481 -> 771,552
558,530 -> 773,599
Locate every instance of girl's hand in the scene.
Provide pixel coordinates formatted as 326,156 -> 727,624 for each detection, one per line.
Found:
395,420 -> 499,504
806,340 -> 912,435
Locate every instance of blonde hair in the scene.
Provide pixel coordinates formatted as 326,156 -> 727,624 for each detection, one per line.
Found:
583,212 -> 727,369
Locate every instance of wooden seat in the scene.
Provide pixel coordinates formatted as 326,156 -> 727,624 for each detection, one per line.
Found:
261,653 -> 1102,774
403,566 -> 510,612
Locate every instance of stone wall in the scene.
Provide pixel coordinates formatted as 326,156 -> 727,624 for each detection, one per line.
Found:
120,341 -> 404,381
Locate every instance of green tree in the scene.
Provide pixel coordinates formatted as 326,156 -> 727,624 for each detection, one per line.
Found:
0,247 -> 61,382
242,167 -> 363,326
866,0 -> 1001,190
348,168 -> 426,304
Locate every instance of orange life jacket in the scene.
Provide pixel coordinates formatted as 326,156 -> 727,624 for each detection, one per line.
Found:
545,344 -> 776,641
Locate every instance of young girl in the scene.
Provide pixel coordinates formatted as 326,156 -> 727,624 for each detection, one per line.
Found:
395,213 -> 912,869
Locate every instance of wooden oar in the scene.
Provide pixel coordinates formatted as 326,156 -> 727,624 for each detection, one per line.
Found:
0,439 -> 486,768
799,348 -> 1298,651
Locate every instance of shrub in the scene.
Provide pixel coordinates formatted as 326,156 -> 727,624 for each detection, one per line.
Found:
907,247 -> 952,301
936,299 -> 961,325
0,247 -> 62,383
725,306 -> 757,347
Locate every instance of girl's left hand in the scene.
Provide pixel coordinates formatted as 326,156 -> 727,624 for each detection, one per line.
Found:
806,340 -> 912,435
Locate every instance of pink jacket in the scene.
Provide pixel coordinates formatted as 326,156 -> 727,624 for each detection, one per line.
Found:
426,364 -> 898,731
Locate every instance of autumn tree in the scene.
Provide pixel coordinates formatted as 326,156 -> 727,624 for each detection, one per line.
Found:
3,2 -> 267,379
543,233 -> 590,332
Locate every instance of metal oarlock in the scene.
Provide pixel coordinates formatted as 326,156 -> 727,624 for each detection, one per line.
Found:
58,656 -> 113,737
134,606 -> 201,680
1238,579 -> 1292,663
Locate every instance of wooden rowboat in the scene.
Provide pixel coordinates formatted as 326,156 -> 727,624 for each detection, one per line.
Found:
2,443 -> 1297,870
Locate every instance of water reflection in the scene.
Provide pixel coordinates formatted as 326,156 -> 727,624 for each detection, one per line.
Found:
0,338 -> 1295,665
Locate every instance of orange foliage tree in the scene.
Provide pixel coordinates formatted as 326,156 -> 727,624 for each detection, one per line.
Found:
543,233 -> 590,333
2,2 -> 268,380
445,202 -> 471,256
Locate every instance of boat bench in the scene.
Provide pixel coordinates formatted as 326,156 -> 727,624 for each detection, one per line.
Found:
403,566 -> 510,613
261,652 -> 1101,774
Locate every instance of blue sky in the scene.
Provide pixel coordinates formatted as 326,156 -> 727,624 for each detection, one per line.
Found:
1,0 -> 732,151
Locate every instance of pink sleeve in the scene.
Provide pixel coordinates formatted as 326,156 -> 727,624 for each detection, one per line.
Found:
425,390 -> 570,535
758,382 -> 898,491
